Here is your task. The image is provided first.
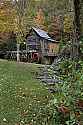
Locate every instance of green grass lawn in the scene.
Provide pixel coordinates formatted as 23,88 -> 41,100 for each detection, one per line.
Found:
0,60 -> 52,125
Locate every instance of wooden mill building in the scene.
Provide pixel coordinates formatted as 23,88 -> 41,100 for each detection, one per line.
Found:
26,27 -> 59,64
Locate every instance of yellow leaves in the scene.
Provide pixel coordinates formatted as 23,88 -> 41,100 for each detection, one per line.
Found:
0,9 -> 6,15
0,1 -> 17,33
34,8 -> 45,29
64,14 -> 73,33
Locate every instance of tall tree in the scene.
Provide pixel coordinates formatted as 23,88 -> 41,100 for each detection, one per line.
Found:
48,15 -> 61,40
14,0 -> 28,61
14,0 -> 37,61
71,0 -> 81,59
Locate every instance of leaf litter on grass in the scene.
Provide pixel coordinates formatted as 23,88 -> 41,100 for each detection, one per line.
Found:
0,60 -> 52,125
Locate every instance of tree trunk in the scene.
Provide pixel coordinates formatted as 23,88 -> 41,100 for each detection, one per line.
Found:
72,0 -> 80,60
17,43 -> 20,62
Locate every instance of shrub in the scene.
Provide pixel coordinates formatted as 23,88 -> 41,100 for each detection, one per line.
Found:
49,59 -> 83,125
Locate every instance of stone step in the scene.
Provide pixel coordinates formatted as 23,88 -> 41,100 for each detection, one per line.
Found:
41,78 -> 61,84
37,76 -> 52,79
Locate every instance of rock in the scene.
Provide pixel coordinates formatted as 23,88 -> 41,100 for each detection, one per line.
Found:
3,118 -> 7,122
36,55 -> 63,93
48,88 -> 57,93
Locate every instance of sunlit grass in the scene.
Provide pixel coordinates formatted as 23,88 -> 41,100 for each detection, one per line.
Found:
0,60 -> 52,125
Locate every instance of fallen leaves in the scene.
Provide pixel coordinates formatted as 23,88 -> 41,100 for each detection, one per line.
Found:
58,104 -> 70,115
76,99 -> 83,110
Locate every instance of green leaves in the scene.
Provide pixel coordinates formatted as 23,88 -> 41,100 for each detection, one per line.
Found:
48,59 -> 83,124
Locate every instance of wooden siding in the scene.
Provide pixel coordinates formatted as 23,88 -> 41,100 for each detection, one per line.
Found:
41,43 -> 59,57
48,43 -> 59,54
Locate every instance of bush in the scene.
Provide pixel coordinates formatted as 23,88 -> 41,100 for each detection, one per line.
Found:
49,59 -> 83,125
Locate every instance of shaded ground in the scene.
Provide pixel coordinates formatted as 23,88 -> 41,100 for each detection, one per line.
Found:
0,60 -> 52,125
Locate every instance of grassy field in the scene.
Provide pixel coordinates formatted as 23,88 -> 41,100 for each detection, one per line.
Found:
0,60 -> 52,125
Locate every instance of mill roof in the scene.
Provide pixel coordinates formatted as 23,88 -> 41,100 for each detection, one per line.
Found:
32,27 -> 55,42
